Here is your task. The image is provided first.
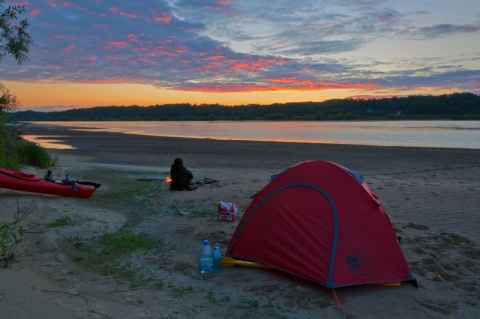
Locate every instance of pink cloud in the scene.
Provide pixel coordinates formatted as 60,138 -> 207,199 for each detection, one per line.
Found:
154,13 -> 172,24
175,45 -> 188,54
127,34 -> 138,42
203,0 -> 239,17
109,7 -> 137,18
228,56 -> 291,72
56,0 -> 89,13
104,56 -> 118,62
40,0 -> 89,13
203,55 -> 225,61
44,0 -> 57,7
173,79 -> 377,93
108,41 -> 130,48
81,56 -> 97,65
88,11 -> 106,17
59,1 -> 73,7
265,77 -> 378,91
148,48 -> 177,57
30,8 -> 41,17
173,75 -> 379,94
61,44 -> 77,53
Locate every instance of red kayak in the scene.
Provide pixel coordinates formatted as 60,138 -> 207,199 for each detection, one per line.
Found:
0,168 -> 100,199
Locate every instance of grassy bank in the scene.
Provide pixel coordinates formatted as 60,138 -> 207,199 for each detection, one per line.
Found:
0,122 -> 52,169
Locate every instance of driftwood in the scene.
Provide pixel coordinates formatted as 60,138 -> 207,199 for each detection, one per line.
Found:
1,253 -> 15,268
6,121 -> 30,140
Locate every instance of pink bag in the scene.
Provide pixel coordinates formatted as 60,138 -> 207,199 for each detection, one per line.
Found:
217,201 -> 237,222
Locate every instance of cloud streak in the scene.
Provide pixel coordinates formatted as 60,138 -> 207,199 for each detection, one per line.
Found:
1,0 -> 479,101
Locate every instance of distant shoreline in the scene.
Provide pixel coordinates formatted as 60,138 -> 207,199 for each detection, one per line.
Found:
8,92 -> 480,122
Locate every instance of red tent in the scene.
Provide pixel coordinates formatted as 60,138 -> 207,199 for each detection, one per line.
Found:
226,160 -> 416,289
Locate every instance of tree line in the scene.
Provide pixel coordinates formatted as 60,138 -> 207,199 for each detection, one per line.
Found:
8,92 -> 480,121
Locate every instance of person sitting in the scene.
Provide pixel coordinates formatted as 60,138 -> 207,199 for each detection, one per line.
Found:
169,158 -> 198,191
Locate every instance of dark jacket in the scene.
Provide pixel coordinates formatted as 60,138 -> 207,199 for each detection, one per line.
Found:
170,160 -> 193,191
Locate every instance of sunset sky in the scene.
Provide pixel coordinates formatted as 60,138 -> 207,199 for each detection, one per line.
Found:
1,0 -> 479,111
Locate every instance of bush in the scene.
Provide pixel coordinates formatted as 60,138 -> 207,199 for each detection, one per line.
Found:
0,122 -> 52,169
0,126 -> 18,168
14,140 -> 52,168
0,200 -> 37,266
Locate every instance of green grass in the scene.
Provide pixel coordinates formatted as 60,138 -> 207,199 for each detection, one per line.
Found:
47,217 -> 70,228
14,140 -> 52,168
96,231 -> 161,257
84,169 -> 177,228
0,214 -> 25,256
168,282 -> 194,297
88,170 -> 161,205
63,230 -> 163,286
154,280 -> 165,289
0,122 -> 52,169
235,297 -> 260,309
58,169 -> 171,286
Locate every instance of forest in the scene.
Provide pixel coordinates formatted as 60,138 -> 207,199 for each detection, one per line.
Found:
8,92 -> 480,122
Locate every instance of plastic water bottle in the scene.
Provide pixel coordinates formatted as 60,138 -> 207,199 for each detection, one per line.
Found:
213,242 -> 222,273
198,240 -> 213,274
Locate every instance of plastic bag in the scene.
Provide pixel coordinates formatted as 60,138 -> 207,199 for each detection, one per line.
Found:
217,201 -> 237,222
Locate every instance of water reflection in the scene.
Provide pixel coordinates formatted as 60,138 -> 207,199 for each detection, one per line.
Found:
29,120 -> 480,149
22,135 -> 75,150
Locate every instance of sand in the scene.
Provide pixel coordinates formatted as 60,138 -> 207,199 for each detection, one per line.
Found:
0,123 -> 479,319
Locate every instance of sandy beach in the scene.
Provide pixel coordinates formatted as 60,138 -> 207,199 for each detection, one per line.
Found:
1,123 -> 479,319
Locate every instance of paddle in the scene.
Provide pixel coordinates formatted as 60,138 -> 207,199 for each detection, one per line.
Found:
76,181 -> 101,189
221,256 -> 272,269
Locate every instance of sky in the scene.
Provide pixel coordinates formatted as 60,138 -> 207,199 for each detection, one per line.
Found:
1,0 -> 479,111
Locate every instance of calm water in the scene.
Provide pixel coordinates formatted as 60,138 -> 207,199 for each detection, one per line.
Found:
31,120 -> 480,149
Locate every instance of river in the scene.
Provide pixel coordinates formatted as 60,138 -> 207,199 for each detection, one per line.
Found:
28,120 -> 480,149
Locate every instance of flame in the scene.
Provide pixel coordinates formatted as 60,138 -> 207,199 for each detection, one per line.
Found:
165,176 -> 172,183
